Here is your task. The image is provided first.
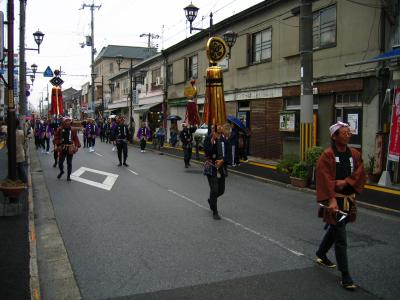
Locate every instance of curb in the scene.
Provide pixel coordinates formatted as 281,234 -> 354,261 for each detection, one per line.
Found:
27,146 -> 41,300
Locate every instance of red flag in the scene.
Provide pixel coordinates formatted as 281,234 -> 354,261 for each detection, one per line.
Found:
50,86 -> 64,115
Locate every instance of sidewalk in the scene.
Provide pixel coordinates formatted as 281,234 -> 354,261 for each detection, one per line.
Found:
0,148 -> 30,298
151,143 -> 400,213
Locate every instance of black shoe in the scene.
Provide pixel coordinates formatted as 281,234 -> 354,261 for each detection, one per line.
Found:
117,163 -> 122,166
53,162 -> 57,168
213,213 -> 221,220
57,171 -> 64,179
185,164 -> 188,168
67,176 -> 71,181
123,162 -> 129,167
316,254 -> 336,268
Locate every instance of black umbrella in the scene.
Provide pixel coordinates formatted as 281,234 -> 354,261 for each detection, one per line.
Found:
167,115 -> 182,121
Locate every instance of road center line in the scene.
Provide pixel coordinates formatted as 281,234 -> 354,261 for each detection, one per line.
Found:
94,152 -> 103,157
128,169 -> 138,175
167,189 -> 304,257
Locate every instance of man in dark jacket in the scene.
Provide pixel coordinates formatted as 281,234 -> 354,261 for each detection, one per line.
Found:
179,123 -> 195,168
112,116 -> 130,166
203,124 -> 228,220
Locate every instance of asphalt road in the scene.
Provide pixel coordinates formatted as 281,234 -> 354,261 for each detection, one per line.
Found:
35,137 -> 400,300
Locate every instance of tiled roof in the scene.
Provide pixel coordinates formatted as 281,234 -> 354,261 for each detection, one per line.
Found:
95,45 -> 158,62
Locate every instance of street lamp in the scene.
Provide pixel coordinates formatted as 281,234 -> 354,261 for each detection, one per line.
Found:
26,29 -> 45,53
184,3 -> 238,59
115,55 -> 146,131
184,2 -> 213,36
30,63 -> 38,74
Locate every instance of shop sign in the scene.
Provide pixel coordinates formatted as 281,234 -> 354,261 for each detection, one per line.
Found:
388,87 -> 400,161
279,112 -> 295,132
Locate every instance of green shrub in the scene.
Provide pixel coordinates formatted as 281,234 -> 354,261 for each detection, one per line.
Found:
291,161 -> 309,179
305,146 -> 324,167
366,154 -> 375,174
276,155 -> 299,174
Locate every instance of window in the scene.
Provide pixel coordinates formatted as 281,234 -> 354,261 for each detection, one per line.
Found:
109,62 -> 114,73
167,64 -> 173,85
151,68 -> 161,89
313,5 -> 336,49
187,55 -> 198,79
251,28 -> 272,63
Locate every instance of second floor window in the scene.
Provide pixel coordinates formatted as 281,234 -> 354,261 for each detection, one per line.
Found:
187,55 -> 198,79
109,62 -> 114,73
167,64 -> 173,85
251,28 -> 272,64
313,5 -> 336,49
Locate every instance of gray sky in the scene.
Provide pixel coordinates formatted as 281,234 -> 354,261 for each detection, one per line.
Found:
0,0 -> 263,109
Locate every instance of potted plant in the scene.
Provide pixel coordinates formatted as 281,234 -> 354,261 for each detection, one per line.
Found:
276,155 -> 299,175
366,155 -> 379,183
305,146 -> 324,188
0,179 -> 27,198
290,161 -> 309,188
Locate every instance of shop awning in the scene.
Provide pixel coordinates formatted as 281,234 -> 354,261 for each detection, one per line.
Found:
345,46 -> 400,67
134,102 -> 162,113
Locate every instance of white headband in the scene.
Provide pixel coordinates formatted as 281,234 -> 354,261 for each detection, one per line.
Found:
329,121 -> 350,137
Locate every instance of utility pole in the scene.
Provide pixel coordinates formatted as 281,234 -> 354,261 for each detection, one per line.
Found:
140,32 -> 160,52
19,0 -> 26,120
6,0 -> 16,180
81,1 -> 101,117
299,0 -> 314,160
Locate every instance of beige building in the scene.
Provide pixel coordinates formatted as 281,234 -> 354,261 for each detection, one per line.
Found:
91,0 -> 397,166
163,0 -> 387,161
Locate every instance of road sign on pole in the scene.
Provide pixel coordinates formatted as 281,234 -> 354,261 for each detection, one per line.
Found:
43,66 -> 53,77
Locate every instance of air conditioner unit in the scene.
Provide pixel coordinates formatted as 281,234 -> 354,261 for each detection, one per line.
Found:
155,76 -> 163,86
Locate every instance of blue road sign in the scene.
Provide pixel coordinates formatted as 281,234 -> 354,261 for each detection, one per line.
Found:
43,66 -> 53,77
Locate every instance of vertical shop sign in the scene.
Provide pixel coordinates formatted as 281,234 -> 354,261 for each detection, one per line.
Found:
388,87 -> 400,161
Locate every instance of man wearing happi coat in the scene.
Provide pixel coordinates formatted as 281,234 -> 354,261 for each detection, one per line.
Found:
315,121 -> 366,290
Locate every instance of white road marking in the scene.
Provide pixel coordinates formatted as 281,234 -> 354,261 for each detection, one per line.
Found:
94,152 -> 103,157
128,169 -> 138,175
70,167 -> 118,191
168,189 -> 304,257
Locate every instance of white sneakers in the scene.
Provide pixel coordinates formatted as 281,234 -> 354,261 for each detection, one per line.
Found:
140,150 -> 146,153
112,146 -> 116,152
89,147 -> 95,152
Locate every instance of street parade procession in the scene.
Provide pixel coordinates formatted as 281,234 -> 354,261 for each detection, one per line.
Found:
1,1 -> 400,299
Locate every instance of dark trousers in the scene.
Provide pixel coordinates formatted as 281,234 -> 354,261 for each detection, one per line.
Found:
117,142 -> 128,163
41,137 -> 50,151
53,148 -> 58,165
83,135 -> 87,148
140,138 -> 146,150
34,135 -> 41,149
59,149 -> 73,176
207,175 -> 226,214
183,146 -> 192,166
317,221 -> 349,274
88,137 -> 96,147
